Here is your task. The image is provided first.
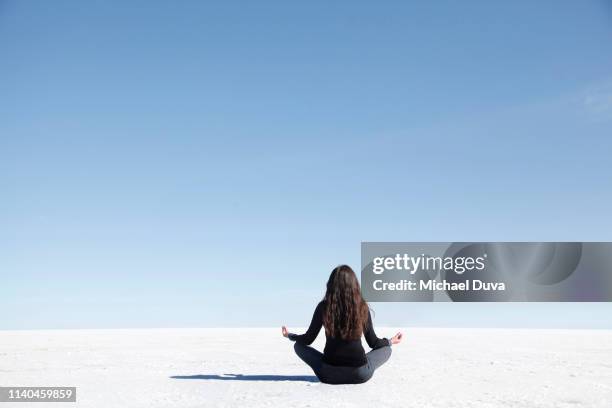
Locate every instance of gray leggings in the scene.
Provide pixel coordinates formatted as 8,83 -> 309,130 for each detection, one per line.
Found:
293,343 -> 392,384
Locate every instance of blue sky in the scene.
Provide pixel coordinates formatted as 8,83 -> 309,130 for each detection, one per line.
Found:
1,1 -> 612,329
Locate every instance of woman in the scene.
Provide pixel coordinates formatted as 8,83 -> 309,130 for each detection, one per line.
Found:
282,265 -> 403,384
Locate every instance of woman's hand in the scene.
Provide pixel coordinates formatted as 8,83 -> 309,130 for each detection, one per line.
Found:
281,326 -> 289,338
390,332 -> 403,345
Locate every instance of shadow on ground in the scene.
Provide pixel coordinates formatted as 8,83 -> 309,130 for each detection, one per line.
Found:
170,373 -> 319,383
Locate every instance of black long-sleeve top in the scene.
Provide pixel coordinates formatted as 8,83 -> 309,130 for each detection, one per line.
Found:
288,301 -> 390,367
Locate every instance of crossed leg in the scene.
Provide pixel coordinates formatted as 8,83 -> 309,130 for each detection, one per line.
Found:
293,342 -> 323,375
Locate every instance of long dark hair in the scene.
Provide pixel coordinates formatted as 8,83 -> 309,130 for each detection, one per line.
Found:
322,265 -> 369,340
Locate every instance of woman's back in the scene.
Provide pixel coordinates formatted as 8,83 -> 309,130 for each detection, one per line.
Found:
289,301 -> 389,367
283,265 -> 402,384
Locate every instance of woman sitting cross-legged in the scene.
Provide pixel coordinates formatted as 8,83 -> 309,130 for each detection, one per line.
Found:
282,265 -> 403,384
